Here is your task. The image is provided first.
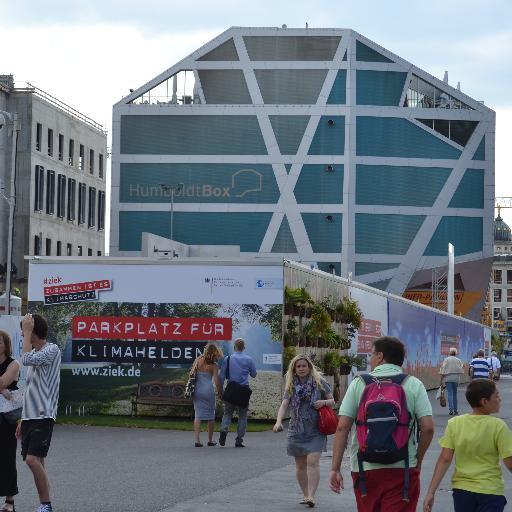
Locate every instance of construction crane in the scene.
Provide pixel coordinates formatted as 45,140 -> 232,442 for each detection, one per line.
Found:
496,197 -> 512,215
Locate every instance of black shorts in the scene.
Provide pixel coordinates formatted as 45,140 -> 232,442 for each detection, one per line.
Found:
21,418 -> 54,460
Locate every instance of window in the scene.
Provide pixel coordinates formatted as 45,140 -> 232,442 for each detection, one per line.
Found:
34,235 -> 41,255
47,128 -> 53,156
508,289 -> 512,303
494,289 -> 502,302
98,190 -> 105,230
67,178 -> 76,221
45,238 -> 51,256
508,270 -> 512,284
494,308 -> 501,320
34,165 -> 44,211
78,245 -> 83,256
416,118 -> 478,147
89,149 -> 94,174
57,174 -> 66,218
56,241 -> 62,256
36,123 -> 42,151
494,269 -> 502,284
46,170 -> 55,215
69,139 -> 74,166
78,183 -> 86,224
79,144 -> 85,170
508,308 -> 512,321
88,187 -> 96,227
88,248 -> 93,256
97,250 -> 102,256
99,153 -> 104,179
58,134 -> 64,161
66,243 -> 72,256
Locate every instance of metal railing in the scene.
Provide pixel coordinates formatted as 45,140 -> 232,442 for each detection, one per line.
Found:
14,81 -> 107,134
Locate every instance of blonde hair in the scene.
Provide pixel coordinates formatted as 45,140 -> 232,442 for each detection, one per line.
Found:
0,330 -> 12,358
203,343 -> 223,365
449,347 -> 458,356
284,354 -> 323,395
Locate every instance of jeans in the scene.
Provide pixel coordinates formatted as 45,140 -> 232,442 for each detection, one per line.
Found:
453,488 -> 507,512
220,402 -> 248,442
445,381 -> 458,413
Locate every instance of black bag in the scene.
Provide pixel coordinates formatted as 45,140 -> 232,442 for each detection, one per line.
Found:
222,356 -> 252,408
0,407 -> 22,425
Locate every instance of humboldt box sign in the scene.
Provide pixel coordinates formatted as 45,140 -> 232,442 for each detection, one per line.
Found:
71,316 -> 232,364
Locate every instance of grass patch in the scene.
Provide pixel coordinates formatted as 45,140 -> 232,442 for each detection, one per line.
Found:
57,415 -> 274,432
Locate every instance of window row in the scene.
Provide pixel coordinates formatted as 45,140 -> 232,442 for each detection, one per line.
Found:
494,269 -> 512,284
493,288 -> 512,303
35,123 -> 104,178
33,236 -> 103,257
493,307 -> 512,321
34,166 -> 105,229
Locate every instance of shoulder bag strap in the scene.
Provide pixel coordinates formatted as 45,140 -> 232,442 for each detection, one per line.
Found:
225,356 -> 231,381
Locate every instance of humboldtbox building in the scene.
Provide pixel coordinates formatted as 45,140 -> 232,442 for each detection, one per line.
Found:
111,27 -> 495,321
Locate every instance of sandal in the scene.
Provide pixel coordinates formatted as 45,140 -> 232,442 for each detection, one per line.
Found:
1,500 -> 15,512
207,441 -> 217,446
194,442 -> 203,447
305,498 -> 315,508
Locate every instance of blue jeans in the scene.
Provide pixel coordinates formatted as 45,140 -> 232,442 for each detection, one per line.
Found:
453,488 -> 507,512
445,381 -> 458,413
220,402 -> 248,442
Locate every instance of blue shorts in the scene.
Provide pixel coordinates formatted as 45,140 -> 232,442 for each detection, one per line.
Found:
453,488 -> 507,512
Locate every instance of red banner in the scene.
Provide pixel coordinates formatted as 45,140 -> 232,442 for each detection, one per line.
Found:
72,316 -> 232,341
357,319 -> 382,353
44,280 -> 111,296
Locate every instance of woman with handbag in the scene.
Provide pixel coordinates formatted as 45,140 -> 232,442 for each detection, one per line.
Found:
0,330 -> 21,512
439,347 -> 464,415
191,343 -> 223,447
273,355 -> 335,508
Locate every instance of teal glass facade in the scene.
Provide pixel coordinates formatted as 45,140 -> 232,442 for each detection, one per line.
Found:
113,28 -> 493,306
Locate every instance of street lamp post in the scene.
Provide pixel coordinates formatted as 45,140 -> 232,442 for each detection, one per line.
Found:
160,183 -> 183,241
0,110 -> 19,315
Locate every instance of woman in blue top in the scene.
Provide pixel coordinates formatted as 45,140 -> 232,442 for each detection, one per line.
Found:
273,355 -> 335,508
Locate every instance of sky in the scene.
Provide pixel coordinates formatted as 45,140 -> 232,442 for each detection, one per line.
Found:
0,0 -> 510,230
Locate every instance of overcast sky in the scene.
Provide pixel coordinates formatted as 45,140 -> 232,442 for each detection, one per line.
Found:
1,0 -> 510,225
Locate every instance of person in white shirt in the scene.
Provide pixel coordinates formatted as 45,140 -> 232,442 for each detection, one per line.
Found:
487,351 -> 501,381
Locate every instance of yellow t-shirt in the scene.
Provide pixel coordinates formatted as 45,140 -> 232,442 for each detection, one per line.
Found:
439,414 -> 512,495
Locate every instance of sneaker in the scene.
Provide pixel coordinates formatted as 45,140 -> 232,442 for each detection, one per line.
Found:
235,440 -> 245,448
37,505 -> 53,512
449,411 -> 453,416
219,431 -> 227,446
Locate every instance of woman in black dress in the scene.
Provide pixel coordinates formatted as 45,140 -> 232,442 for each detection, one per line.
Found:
0,330 -> 21,512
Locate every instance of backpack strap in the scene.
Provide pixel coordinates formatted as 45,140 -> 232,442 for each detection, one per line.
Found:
359,373 -> 408,385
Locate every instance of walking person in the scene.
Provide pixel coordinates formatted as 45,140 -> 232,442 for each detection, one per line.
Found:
487,351 -> 501,381
423,379 -> 512,512
218,338 -> 256,448
469,349 -> 490,379
439,348 -> 464,415
18,314 -> 61,512
0,331 -> 21,512
191,343 -> 223,447
273,355 -> 334,508
329,336 -> 435,512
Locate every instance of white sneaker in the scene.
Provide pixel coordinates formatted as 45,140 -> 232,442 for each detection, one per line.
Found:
37,505 -> 53,512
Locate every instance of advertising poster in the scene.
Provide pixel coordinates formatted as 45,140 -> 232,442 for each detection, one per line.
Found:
464,322 -> 485,361
28,261 -> 283,419
388,298 -> 438,388
349,286 -> 388,372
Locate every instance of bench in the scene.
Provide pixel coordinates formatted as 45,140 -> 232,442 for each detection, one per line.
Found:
131,380 -> 192,416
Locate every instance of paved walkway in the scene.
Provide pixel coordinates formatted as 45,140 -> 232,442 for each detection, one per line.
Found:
13,376 -> 512,512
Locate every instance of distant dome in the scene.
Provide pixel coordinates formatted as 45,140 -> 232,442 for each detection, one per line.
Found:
495,214 -> 512,242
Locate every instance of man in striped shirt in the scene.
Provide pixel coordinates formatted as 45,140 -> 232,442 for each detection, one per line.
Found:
17,314 -> 61,512
470,349 -> 491,379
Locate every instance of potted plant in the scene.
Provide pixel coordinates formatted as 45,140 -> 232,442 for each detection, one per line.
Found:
284,318 -> 298,347
339,354 -> 365,375
322,350 -> 342,376
336,296 -> 362,328
284,286 -> 314,317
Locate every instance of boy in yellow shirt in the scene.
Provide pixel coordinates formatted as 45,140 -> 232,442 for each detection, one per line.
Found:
423,379 -> 512,511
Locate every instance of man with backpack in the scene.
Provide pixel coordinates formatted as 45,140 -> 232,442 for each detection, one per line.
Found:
329,336 -> 435,511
